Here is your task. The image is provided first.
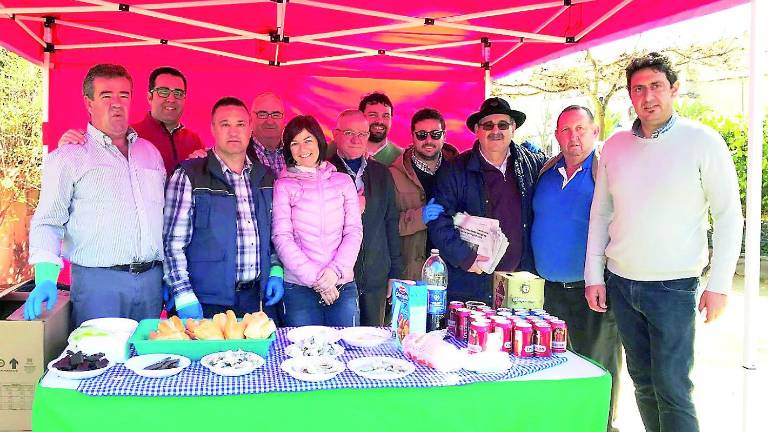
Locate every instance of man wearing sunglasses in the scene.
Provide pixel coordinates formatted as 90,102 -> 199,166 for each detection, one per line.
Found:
249,92 -> 287,174
57,67 -> 204,174
429,97 -> 545,304
389,108 -> 459,280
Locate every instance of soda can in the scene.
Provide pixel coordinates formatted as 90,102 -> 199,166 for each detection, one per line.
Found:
447,301 -> 464,336
467,321 -> 489,354
533,322 -> 553,357
470,311 -> 486,322
525,315 -> 541,324
483,309 -> 497,319
513,322 -> 534,357
465,301 -> 487,311
513,308 -> 528,315
494,318 -> 514,352
497,311 -> 515,319
426,286 -> 447,331
550,319 -> 568,354
496,307 -> 513,314
456,308 -> 472,342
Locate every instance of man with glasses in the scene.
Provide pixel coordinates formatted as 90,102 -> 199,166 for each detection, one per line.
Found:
329,110 -> 402,326
57,66 -> 204,174
249,92 -> 286,174
389,108 -> 458,280
429,97 -> 545,304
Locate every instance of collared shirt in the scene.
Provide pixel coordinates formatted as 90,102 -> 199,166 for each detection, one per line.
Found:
479,148 -> 512,176
410,148 -> 442,175
557,165 -> 583,189
631,112 -> 678,139
370,139 -> 403,166
163,152 -> 261,305
338,154 -> 369,193
29,123 -> 165,268
250,137 -> 286,175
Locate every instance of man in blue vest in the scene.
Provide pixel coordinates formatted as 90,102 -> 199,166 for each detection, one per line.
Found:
531,105 -> 622,432
162,97 -> 284,319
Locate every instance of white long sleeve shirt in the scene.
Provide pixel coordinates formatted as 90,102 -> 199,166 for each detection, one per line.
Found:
585,117 -> 743,294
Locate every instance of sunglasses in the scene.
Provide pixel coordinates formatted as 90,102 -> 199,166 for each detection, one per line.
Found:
254,111 -> 284,120
414,130 -> 445,140
151,87 -> 186,99
479,121 -> 512,131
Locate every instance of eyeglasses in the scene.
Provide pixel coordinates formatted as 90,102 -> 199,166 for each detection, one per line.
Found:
254,111 -> 284,120
337,129 -> 370,139
414,130 -> 445,140
479,121 -> 512,131
151,87 -> 186,99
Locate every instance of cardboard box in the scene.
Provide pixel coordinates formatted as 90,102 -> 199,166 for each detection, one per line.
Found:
492,271 -> 544,310
0,280 -> 70,431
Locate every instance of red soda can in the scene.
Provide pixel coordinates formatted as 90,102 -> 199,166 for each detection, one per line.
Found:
531,308 -> 547,316
533,322 -> 552,357
513,322 -> 534,357
496,307 -> 513,315
447,301 -> 464,336
494,318 -> 514,352
483,309 -> 498,319
550,319 -> 568,354
465,301 -> 486,311
456,308 -> 471,341
467,321 -> 489,354
526,315 -> 540,324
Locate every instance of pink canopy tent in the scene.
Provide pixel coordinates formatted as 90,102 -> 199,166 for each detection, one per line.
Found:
0,0 -> 746,149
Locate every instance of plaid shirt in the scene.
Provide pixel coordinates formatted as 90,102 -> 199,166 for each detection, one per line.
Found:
410,147 -> 443,175
631,112 -> 678,138
163,151 -> 260,307
250,137 -> 286,175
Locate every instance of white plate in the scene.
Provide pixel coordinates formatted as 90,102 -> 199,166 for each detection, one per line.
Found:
286,326 -> 342,344
280,357 -> 345,382
79,317 -> 138,334
347,356 -> 415,380
340,327 -> 391,347
285,343 -> 344,359
200,351 -> 265,377
124,354 -> 191,378
47,354 -> 112,380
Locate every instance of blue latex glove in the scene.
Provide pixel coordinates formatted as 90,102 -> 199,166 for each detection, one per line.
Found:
422,198 -> 445,224
162,284 -> 175,313
176,302 -> 203,320
23,280 -> 58,320
522,140 -> 543,154
264,276 -> 284,306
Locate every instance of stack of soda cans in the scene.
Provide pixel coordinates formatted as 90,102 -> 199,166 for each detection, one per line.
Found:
446,301 -> 568,358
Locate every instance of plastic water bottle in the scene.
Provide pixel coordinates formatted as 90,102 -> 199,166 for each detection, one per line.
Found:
422,249 -> 448,331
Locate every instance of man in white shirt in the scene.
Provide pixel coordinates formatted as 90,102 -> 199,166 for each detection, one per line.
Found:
584,53 -> 743,432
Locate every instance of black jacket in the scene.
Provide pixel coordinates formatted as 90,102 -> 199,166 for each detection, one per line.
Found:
329,155 -> 403,292
428,141 -> 545,302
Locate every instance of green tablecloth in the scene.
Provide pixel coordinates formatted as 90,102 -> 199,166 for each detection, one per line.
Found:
33,363 -> 610,431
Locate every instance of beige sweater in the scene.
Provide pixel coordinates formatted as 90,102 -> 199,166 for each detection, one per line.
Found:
584,117 -> 743,294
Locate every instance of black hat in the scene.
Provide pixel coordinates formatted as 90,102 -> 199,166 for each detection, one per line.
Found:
466,97 -> 526,131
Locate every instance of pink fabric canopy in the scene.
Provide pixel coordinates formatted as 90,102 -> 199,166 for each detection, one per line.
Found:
0,0 -> 745,149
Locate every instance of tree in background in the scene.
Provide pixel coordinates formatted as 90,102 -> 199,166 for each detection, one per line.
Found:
493,38 -> 742,140
0,48 -> 43,285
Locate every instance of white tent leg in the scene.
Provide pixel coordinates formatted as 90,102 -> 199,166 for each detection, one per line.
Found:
742,1 -> 765,431
42,23 -> 52,124
484,68 -> 491,99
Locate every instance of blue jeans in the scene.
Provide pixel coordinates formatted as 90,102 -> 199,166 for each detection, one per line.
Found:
606,270 -> 699,432
281,281 -> 359,327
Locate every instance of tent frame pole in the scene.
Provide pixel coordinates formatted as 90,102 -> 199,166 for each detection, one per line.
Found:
492,6 -> 568,67
575,0 -> 633,40
742,1 -> 765,431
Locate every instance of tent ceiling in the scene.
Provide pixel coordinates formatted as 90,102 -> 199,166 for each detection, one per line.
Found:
0,0 -> 746,81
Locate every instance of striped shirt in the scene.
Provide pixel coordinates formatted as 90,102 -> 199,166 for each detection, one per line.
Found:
163,151 -> 261,306
29,123 -> 165,268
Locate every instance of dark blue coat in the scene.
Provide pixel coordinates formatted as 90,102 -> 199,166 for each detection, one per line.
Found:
428,141 -> 545,303
180,150 -> 275,307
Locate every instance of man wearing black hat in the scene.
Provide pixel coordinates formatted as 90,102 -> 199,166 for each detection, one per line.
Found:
428,97 -> 545,303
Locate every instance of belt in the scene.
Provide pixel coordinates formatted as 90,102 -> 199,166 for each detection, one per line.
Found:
547,280 -> 585,289
107,261 -> 162,274
235,280 -> 257,292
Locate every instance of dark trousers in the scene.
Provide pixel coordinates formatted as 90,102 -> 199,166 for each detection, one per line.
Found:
358,283 -> 387,326
201,283 -> 279,322
281,281 -> 359,327
544,280 -> 623,432
607,270 -> 699,432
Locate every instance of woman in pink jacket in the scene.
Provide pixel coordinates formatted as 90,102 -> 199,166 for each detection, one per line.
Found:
272,115 -> 363,326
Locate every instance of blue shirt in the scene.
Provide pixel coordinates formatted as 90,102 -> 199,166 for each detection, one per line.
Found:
531,151 -> 596,283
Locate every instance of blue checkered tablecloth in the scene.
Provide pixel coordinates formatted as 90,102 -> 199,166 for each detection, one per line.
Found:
77,328 -> 567,397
